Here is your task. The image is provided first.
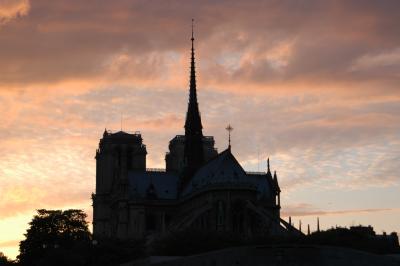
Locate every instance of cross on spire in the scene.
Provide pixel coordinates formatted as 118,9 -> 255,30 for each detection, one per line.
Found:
226,124 -> 233,149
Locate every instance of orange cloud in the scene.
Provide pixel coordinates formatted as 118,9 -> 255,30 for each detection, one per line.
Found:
0,0 -> 29,25
0,239 -> 19,248
127,114 -> 182,131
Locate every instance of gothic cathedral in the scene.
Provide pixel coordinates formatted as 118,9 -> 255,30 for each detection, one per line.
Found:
92,28 -> 299,241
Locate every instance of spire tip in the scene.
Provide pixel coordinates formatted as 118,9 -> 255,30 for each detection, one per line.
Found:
191,19 -> 194,41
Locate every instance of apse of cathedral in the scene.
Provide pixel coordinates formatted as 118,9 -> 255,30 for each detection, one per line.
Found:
92,26 -> 300,240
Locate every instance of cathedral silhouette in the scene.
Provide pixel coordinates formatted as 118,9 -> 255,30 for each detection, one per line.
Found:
92,25 -> 300,240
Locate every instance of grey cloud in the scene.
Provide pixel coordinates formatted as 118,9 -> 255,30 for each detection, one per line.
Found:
1,0 -> 400,88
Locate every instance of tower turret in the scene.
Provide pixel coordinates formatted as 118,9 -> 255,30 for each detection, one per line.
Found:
273,170 -> 281,206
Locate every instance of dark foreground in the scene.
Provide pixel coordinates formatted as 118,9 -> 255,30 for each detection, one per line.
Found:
123,245 -> 400,266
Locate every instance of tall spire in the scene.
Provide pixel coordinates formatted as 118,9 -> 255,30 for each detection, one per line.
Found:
183,19 -> 204,183
185,19 -> 202,133
189,18 -> 197,110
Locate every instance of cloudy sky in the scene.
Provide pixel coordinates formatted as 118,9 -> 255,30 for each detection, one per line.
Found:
1,0 -> 400,258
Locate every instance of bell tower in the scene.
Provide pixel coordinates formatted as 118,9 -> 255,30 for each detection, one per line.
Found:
93,130 -> 147,238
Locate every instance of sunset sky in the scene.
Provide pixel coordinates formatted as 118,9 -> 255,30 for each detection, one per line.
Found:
1,0 -> 400,259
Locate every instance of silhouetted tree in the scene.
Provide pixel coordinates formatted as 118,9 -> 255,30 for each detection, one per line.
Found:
17,209 -> 91,266
0,252 -> 16,266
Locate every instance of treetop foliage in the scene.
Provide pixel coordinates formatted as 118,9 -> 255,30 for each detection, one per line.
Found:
18,209 -> 90,266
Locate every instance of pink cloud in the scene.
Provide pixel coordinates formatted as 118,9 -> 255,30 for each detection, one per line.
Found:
281,203 -> 396,217
0,0 -> 398,96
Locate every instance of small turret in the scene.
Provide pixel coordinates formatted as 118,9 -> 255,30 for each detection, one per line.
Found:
266,158 -> 273,182
273,170 -> 281,206
273,171 -> 280,192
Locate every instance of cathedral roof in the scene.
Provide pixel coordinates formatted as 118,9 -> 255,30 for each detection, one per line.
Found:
128,170 -> 179,200
126,151 -> 277,202
181,149 -> 275,199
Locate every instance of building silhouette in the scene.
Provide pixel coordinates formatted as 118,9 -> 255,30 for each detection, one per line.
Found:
92,27 -> 299,240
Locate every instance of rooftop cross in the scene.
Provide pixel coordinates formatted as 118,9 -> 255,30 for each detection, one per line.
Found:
226,124 -> 233,149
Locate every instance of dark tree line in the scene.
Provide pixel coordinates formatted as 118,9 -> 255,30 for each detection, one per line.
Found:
8,209 -> 144,266
5,209 -> 398,265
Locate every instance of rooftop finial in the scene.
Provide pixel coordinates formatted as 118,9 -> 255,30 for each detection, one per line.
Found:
267,158 -> 270,172
226,124 -> 233,149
